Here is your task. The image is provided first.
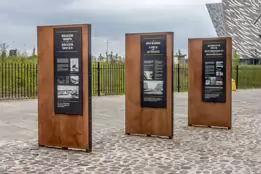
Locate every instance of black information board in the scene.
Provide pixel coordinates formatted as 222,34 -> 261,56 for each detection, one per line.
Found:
141,35 -> 167,108
54,27 -> 83,115
202,40 -> 226,103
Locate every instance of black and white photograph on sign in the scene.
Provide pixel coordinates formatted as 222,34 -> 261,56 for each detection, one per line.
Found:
144,71 -> 154,80
144,80 -> 163,95
216,81 -> 223,85
205,79 -> 210,85
57,76 -> 65,84
209,77 -> 216,85
70,75 -> 79,84
216,70 -> 223,76
57,85 -> 79,99
216,61 -> 224,68
70,58 -> 79,72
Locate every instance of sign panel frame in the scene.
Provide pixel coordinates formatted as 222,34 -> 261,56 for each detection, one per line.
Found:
140,35 -> 167,108
54,27 -> 84,115
202,39 -> 227,103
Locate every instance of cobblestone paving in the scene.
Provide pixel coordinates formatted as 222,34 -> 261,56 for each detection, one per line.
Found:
0,90 -> 261,174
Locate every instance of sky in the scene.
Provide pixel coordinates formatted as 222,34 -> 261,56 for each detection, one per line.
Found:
0,0 -> 221,57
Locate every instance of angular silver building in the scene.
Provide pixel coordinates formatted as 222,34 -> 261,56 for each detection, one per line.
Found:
206,0 -> 261,58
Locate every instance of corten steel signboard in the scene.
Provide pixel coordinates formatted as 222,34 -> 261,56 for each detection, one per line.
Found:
125,32 -> 174,138
37,24 -> 92,152
141,35 -> 167,108
202,40 -> 226,103
188,37 -> 232,129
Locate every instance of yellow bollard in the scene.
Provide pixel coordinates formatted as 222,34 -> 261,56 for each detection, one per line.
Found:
232,79 -> 236,91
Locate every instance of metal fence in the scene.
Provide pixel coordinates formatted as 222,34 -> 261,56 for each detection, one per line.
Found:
175,64 -> 188,92
1,63 -> 261,100
0,63 -> 38,99
92,63 -> 126,96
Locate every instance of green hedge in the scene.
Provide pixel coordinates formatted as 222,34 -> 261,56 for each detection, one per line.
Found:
1,63 -> 261,99
175,64 -> 261,91
232,65 -> 261,89
173,64 -> 261,91
92,62 -> 126,96
0,63 -> 37,98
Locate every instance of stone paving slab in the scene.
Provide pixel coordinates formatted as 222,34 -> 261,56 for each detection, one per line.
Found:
0,90 -> 261,173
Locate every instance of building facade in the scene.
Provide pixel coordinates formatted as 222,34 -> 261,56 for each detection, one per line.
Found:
206,0 -> 261,58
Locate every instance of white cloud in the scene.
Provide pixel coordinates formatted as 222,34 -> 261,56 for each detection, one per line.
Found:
69,0 -> 221,11
0,0 -> 221,57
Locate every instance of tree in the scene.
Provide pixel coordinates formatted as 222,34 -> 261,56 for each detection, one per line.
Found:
0,43 -> 8,61
109,51 -> 113,62
105,51 -> 109,63
118,55 -> 123,63
17,49 -> 28,58
32,47 -> 36,57
233,50 -> 240,66
92,56 -> 97,63
98,54 -> 105,62
97,51 -> 125,64
105,51 -> 122,64
109,51 -> 115,63
9,49 -> 17,57
121,56 -> 126,63
174,49 -> 186,64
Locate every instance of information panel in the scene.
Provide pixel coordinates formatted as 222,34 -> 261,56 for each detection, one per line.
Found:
54,27 -> 83,115
202,40 -> 226,103
141,35 -> 167,108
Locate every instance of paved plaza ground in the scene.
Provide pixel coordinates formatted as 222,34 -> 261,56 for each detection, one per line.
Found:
0,90 -> 261,174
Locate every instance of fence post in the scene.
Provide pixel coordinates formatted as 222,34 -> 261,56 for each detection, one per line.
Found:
236,65 -> 239,89
97,62 -> 101,96
177,64 -> 180,92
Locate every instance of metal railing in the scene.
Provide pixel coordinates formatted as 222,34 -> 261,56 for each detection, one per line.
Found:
1,63 -> 261,100
0,63 -> 38,99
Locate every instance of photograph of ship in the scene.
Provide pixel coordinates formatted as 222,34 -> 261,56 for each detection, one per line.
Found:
70,58 -> 79,72
57,85 -> 79,99
70,76 -> 79,84
144,71 -> 154,80
144,80 -> 163,95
